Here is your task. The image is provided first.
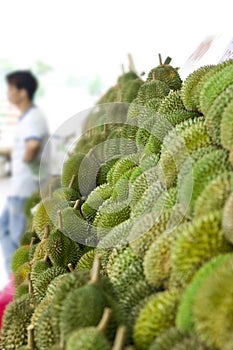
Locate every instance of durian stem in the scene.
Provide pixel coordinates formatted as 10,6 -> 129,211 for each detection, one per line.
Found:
29,236 -> 35,249
68,263 -> 74,272
73,199 -> 80,210
121,63 -> 125,75
43,252 -> 49,262
43,225 -> 50,239
27,324 -> 35,350
57,210 -> 63,230
103,123 -> 107,134
28,272 -> 33,296
128,53 -> 136,73
97,307 -> 112,334
59,333 -> 66,350
69,174 -> 76,189
112,326 -> 127,350
90,254 -> 101,284
164,56 -> 172,65
158,53 -> 162,65
88,129 -> 93,137
87,148 -> 93,157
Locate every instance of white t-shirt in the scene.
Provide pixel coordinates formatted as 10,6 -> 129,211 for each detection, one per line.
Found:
10,105 -> 50,198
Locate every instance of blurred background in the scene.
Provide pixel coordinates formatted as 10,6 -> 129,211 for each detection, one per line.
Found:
0,0 -> 232,288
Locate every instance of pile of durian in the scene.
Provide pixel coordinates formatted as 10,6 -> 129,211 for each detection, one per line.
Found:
1,55 -> 233,350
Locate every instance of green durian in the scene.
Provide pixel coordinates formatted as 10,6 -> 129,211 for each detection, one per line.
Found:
147,59 -> 182,91
66,307 -> 112,350
19,230 -> 40,246
194,171 -> 232,218
176,253 -> 231,333
75,248 -> 96,271
11,245 -> 30,273
0,294 -> 36,350
170,210 -> 232,287
133,289 -> 181,350
199,59 -> 233,115
205,83 -> 233,145
193,254 -> 233,349
137,79 -> 170,105
81,183 -> 113,223
157,90 -> 186,115
180,64 -> 216,111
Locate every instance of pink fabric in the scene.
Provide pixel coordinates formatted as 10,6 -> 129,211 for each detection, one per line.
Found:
0,275 -> 14,330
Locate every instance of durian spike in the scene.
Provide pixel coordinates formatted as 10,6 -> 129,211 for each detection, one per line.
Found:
27,324 -> 35,350
112,325 -> 127,350
90,254 -> 101,284
158,53 -> 163,65
57,210 -> 63,230
73,199 -> 80,210
97,307 -> 112,333
164,56 -> 172,65
68,174 -> 76,189
128,53 -> 136,73
43,224 -> 50,239
68,263 -> 74,272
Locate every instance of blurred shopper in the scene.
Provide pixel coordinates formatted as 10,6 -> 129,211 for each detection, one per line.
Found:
0,70 -> 50,276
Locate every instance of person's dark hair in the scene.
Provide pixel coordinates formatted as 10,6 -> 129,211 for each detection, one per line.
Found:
6,70 -> 38,100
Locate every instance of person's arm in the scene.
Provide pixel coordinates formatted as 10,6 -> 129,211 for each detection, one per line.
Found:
23,139 -> 41,163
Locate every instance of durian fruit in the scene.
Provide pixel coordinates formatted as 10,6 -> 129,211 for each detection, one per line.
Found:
19,230 -> 40,246
157,90 -> 186,116
148,327 -> 208,350
192,253 -> 233,349
144,110 -> 199,155
61,151 -> 100,197
180,65 -> 216,111
137,79 -> 170,105
143,228 -> 181,289
136,114 -> 160,149
34,300 -> 60,350
0,294 -> 36,349
147,55 -> 182,91
111,170 -> 134,201
188,148 -> 231,213
32,198 -> 56,239
199,59 -> 233,116
170,210 -> 233,287
11,244 -> 30,273
97,218 -> 134,250
129,208 -> 173,258
159,116 -> 212,188
130,179 -> 166,219
59,255 -> 122,341
194,171 -> 232,218
32,265 -> 67,302
75,248 -> 96,271
145,97 -> 162,113
220,98 -> 233,151
133,289 -> 181,350
97,158 -> 120,186
121,77 -> 144,103
222,192 -> 233,244
53,174 -> 79,201
110,153 -> 140,186
176,253 -> 231,333
13,261 -> 31,288
66,307 -> 112,350
52,204 -> 90,245
81,183 -> 113,223
205,83 -> 233,145
93,198 -> 131,238
46,225 -> 82,269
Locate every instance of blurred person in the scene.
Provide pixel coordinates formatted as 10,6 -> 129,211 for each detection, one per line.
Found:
0,70 -> 50,277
